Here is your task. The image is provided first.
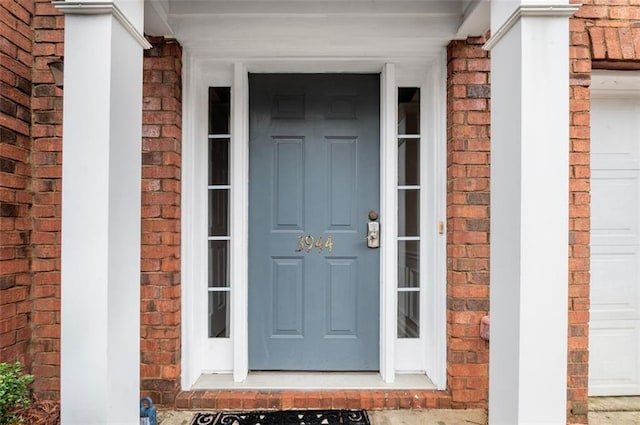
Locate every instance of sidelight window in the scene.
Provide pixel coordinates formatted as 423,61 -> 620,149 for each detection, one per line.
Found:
208,87 -> 231,338
397,87 -> 421,338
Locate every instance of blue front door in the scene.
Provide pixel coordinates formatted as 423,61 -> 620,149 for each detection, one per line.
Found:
248,74 -> 380,370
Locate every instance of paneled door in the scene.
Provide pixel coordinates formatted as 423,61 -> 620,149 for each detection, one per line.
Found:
248,74 -> 380,370
590,93 -> 640,395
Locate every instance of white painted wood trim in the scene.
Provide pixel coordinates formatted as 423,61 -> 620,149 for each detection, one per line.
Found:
483,4 -> 580,50
232,62 -> 250,382
428,53 -> 448,390
392,55 -> 447,383
53,1 -> 152,49
60,13 -> 143,423
592,70 -> 640,96
182,61 -> 236,386
180,51 -> 201,389
182,58 -> 447,388
456,0 -> 490,39
380,63 -> 398,383
488,9 -> 571,423
144,0 -> 174,37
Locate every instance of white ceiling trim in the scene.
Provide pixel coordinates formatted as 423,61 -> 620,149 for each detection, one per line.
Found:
145,0 -> 483,60
455,0 -> 490,39
166,0 -> 461,16
144,0 -> 173,37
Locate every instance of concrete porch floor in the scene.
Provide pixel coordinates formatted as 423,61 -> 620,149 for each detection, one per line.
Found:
158,397 -> 640,425
589,396 -> 640,425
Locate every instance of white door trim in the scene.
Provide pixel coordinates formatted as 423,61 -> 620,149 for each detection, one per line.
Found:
181,57 -> 447,389
379,63 -> 398,383
231,63 -> 250,382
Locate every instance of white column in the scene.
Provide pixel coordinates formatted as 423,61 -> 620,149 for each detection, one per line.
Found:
485,2 -> 578,424
55,2 -> 150,424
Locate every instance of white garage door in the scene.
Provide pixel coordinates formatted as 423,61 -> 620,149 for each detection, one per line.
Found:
590,73 -> 640,396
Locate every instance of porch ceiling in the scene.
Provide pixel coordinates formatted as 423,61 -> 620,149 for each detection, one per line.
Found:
144,0 -> 490,60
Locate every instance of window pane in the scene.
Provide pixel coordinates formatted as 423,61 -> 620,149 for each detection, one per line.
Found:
208,291 -> 230,338
208,240 -> 229,288
398,189 -> 420,237
209,87 -> 230,135
209,138 -> 229,185
398,138 -> 420,186
208,189 -> 229,236
398,240 -> 420,288
398,291 -> 420,338
398,87 -> 420,135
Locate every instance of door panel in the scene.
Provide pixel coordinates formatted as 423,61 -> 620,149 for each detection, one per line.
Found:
272,258 -> 304,336
326,258 -> 358,336
274,138 -> 304,229
248,74 -> 380,370
328,138 -> 357,227
591,247 -> 640,321
590,323 -> 640,395
591,171 -> 639,247
590,94 -> 640,395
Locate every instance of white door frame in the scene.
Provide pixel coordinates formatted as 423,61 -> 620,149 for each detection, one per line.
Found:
181,57 -> 447,389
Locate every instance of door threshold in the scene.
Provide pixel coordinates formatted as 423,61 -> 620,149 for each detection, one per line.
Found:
192,372 -> 436,390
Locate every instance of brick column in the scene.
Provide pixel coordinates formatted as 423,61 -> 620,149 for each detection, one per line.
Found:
446,35 -> 491,408
566,1 -> 640,422
567,9 -> 591,423
28,0 -> 64,400
140,37 -> 182,406
0,0 -> 33,367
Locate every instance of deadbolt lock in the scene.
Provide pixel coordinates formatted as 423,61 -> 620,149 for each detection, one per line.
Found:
367,221 -> 380,249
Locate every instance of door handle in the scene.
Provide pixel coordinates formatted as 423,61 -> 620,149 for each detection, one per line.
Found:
367,221 -> 380,249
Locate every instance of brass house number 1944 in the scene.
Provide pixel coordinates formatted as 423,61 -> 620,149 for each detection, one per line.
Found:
295,235 -> 334,254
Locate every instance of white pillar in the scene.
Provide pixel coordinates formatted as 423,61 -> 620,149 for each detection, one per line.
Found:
55,2 -> 150,424
485,2 -> 579,424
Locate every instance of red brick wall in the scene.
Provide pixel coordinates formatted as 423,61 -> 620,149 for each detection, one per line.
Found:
19,5 -> 185,402
173,37 -> 492,411
9,0 -> 639,416
568,6 -> 591,424
579,1 -> 640,69
567,1 -> 640,423
445,5 -> 638,421
3,5 -> 185,401
172,37 -> 494,411
445,35 -> 491,408
27,0 -> 64,400
0,0 -> 33,367
140,37 -> 183,406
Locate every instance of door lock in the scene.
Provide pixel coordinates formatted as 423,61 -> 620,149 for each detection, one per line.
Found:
367,221 -> 380,249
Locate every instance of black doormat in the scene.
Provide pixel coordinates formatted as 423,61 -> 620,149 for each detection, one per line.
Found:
191,410 -> 370,425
